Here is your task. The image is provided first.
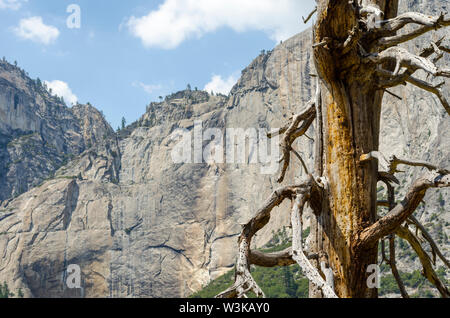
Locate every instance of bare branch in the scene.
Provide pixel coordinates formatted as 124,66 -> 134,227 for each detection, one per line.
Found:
386,155 -> 444,175
389,235 -> 410,298
302,7 -> 317,24
376,12 -> 447,35
367,46 -> 450,77
383,88 -> 403,100
290,189 -> 338,298
249,248 -> 295,267
378,170 -> 408,298
358,169 -> 450,249
378,200 -> 390,208
267,126 -> 288,139
216,239 -> 265,298
378,171 -> 400,185
377,67 -> 450,116
396,225 -> 450,298
379,173 -> 396,210
377,12 -> 450,49
405,76 -> 450,116
380,238 -> 388,265
408,215 -> 450,269
216,182 -> 317,298
249,246 -> 320,268
376,37 -> 449,88
362,151 -> 444,175
291,148 -> 309,175
313,38 -> 331,49
341,26 -> 362,55
420,36 -> 449,57
277,103 -> 316,183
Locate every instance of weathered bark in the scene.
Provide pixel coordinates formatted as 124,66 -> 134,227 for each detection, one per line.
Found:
311,0 -> 385,298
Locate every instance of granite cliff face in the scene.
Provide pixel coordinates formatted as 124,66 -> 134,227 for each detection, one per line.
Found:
0,60 -> 115,202
0,0 -> 449,298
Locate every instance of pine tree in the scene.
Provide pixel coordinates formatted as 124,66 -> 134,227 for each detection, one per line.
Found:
0,282 -> 11,298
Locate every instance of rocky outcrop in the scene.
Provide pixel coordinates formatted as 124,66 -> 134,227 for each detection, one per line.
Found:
0,0 -> 448,298
0,60 -> 114,202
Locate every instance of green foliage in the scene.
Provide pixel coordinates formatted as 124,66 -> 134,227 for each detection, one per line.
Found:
190,227 -> 311,299
0,282 -> 25,298
0,282 -> 13,298
380,267 -> 448,297
190,269 -> 235,298
190,264 -> 310,299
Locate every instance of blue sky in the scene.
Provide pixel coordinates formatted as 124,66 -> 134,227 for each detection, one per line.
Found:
0,0 -> 315,129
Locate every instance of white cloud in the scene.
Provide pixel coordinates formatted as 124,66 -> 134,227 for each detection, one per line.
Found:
0,0 -> 27,10
204,74 -> 238,95
133,81 -> 163,94
44,80 -> 78,106
13,16 -> 60,45
126,0 -> 313,49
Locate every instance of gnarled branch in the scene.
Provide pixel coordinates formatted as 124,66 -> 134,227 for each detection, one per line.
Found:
377,68 -> 450,116
367,46 -> 450,77
357,169 -> 450,249
386,155 -> 444,175
302,7 -> 317,24
378,174 -> 409,298
375,12 -> 447,35
389,235 -> 410,298
404,76 -> 450,116
249,248 -> 319,268
376,37 -> 449,87
216,181 -> 319,298
396,225 -> 450,298
290,185 -> 337,298
276,103 -> 316,183
362,152 -> 444,175
408,215 -> 450,269
377,12 -> 450,49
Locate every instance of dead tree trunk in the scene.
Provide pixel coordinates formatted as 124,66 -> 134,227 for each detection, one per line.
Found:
218,0 -> 450,299
310,0 -> 388,298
